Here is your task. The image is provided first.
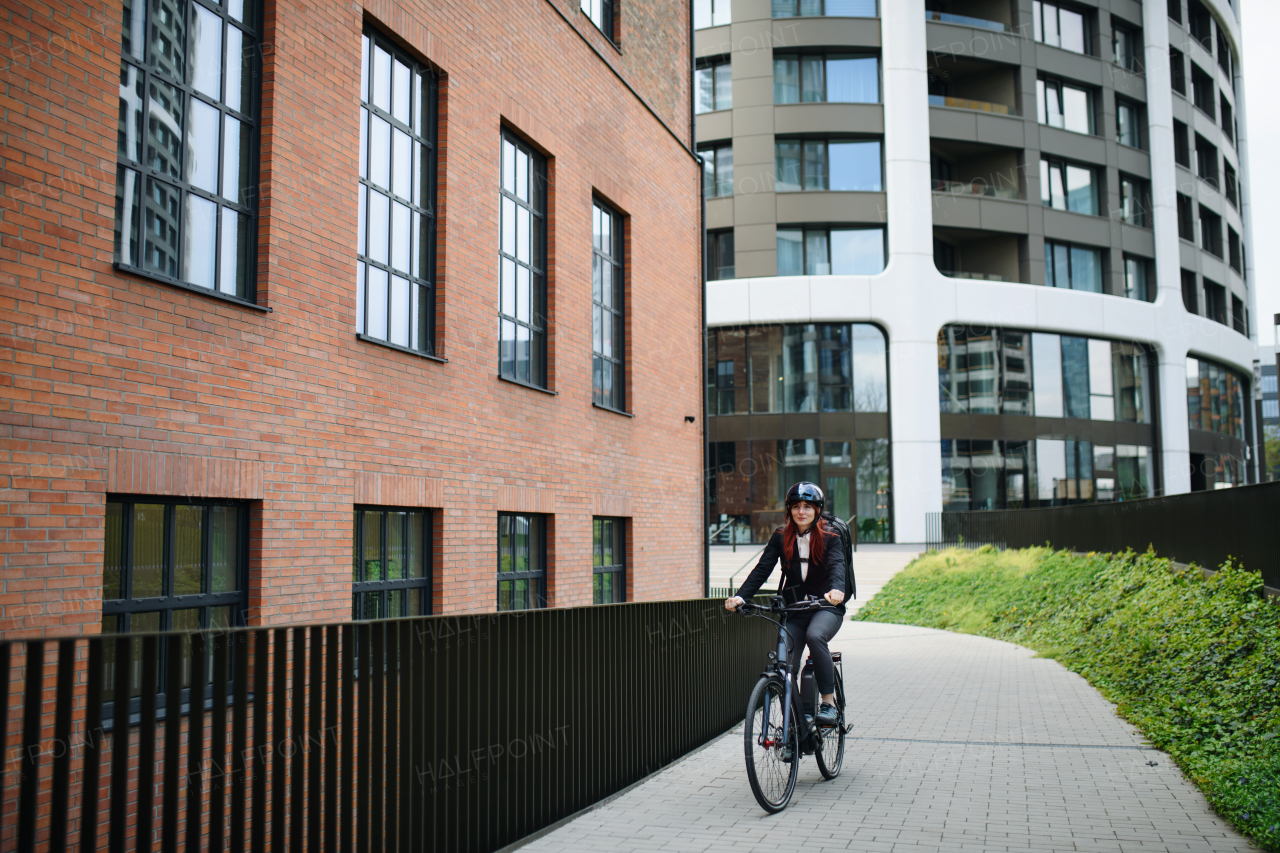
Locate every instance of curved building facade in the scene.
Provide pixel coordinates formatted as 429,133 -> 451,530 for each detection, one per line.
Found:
698,0 -> 1259,542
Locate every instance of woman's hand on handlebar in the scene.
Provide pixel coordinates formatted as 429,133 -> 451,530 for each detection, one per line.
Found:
824,589 -> 845,606
725,595 -> 745,612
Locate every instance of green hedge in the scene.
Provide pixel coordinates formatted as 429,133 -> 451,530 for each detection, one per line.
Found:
855,546 -> 1280,851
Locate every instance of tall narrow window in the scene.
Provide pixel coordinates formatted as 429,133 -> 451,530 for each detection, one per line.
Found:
1173,120 -> 1191,167
357,30 -> 438,354
499,133 -> 548,388
592,200 -> 625,411
1123,256 -> 1150,301
1119,176 -> 1149,227
114,0 -> 261,303
707,230 -> 735,280
581,0 -> 614,40
352,506 -> 431,619
1194,133 -> 1219,188
103,497 -> 247,635
1181,269 -> 1199,314
1116,100 -> 1142,148
695,57 -> 732,114
1169,47 -> 1186,95
1198,206 -> 1223,257
497,513 -> 546,610
592,517 -> 625,604
1191,63 -> 1215,117
1216,28 -> 1232,76
1112,26 -> 1142,71
700,144 -> 734,197
1219,95 -> 1234,145
1223,161 -> 1238,207
1228,227 -> 1242,272
1176,193 -> 1195,240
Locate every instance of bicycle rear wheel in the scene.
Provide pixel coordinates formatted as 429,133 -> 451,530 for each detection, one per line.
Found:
814,674 -> 846,780
743,676 -> 800,813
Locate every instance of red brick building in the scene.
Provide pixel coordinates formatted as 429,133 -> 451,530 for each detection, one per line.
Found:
0,0 -> 705,637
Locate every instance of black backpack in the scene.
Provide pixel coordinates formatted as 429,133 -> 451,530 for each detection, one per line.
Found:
821,513 -> 856,600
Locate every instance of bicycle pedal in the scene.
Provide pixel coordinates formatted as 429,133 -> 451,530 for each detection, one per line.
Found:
779,745 -> 793,763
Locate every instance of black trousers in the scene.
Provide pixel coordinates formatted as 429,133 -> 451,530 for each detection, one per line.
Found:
784,609 -> 843,695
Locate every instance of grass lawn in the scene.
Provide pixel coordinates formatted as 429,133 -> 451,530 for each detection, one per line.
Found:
855,546 -> 1280,851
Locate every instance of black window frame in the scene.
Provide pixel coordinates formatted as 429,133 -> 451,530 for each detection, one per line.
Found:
1040,157 -> 1099,216
1036,76 -> 1095,135
1176,193 -> 1195,241
1173,119 -> 1191,167
1194,133 -> 1219,189
1198,206 -> 1223,257
1223,161 -> 1238,207
1227,226 -> 1242,273
1203,278 -> 1227,325
1216,27 -> 1232,76
1111,24 -> 1143,72
700,143 -> 734,198
1118,175 -> 1150,228
592,198 -> 626,413
1188,0 -> 1213,50
707,229 -> 735,281
113,0 -> 263,308
103,496 -> 249,631
592,516 -> 626,604
496,513 -> 547,611
498,131 -> 549,389
773,52 -> 882,105
1169,46 -> 1186,96
1115,98 -> 1144,149
356,28 -> 440,357
695,55 -> 732,114
351,505 -> 432,620
1181,269 -> 1199,314
1032,1 -> 1093,55
1190,62 -> 1215,118
580,0 -> 616,44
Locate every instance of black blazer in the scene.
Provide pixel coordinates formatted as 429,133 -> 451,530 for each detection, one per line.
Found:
734,525 -> 847,612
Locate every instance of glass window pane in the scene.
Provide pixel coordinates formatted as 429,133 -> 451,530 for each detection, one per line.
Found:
1059,9 -> 1085,53
104,502 -> 124,599
801,56 -> 824,102
146,77 -> 183,179
368,190 -> 389,264
122,0 -> 145,60
774,57 -> 799,103
189,3 -> 222,99
775,140 -> 801,192
390,275 -> 410,346
1061,335 -> 1090,418
392,128 -> 411,199
391,201 -> 411,272
392,58 -> 410,124
1065,165 -> 1095,214
830,228 -> 884,275
219,207 -> 248,297
367,265 -> 388,338
210,505 -> 238,592
408,511 -> 426,579
804,231 -> 829,275
225,25 -> 250,114
363,509 -> 382,581
517,265 -> 530,323
143,177 -> 180,278
174,504 -> 203,595
370,114 -> 391,189
1032,332 -> 1063,417
827,56 -> 878,103
1063,87 -> 1090,133
852,324 -> 887,411
119,64 -> 144,162
803,141 -> 826,190
149,0 -> 184,80
828,140 -> 880,191
373,45 -> 391,112
221,115 -> 250,204
186,98 -> 220,194
777,229 -> 803,275
386,511 -> 406,580
132,503 -> 165,598
1069,246 -> 1100,292
182,192 -> 217,289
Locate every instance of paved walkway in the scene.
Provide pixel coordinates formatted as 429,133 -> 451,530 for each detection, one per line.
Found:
524,622 -> 1260,853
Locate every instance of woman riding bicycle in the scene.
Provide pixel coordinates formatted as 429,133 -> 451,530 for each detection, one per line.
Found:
725,481 -> 846,728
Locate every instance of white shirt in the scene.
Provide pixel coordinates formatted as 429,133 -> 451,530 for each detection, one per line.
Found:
797,530 -> 810,581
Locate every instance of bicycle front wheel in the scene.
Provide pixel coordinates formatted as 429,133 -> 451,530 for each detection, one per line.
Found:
743,676 -> 799,813
814,675 -> 846,780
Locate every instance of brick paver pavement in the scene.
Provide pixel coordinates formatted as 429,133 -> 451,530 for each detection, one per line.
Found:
521,621 -> 1260,853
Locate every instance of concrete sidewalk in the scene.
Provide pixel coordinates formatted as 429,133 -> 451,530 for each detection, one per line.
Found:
523,621 -> 1260,853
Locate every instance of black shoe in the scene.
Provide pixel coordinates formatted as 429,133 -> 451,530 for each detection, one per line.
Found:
816,702 -> 838,727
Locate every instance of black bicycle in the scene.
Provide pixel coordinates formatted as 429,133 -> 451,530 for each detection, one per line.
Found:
737,596 -> 847,813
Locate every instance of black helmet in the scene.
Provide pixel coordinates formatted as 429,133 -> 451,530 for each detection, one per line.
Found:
784,481 -> 825,512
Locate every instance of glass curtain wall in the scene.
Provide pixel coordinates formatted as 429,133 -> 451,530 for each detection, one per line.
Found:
707,323 -> 891,543
938,325 -> 1157,509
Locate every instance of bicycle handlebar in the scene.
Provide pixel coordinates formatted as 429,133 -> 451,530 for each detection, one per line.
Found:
737,597 -> 828,616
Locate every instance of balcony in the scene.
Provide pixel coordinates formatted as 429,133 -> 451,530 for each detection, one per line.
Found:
933,178 -> 1018,200
925,10 -> 1007,32
928,94 -> 1011,115
934,230 -> 1026,283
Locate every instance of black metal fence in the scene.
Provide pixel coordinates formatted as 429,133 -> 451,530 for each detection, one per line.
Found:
0,599 -> 772,852
925,480 -> 1280,589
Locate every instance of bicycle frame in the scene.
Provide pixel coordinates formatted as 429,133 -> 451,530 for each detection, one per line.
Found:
744,597 -> 819,748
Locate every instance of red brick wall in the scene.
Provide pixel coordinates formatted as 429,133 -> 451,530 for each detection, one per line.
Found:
0,0 -> 704,636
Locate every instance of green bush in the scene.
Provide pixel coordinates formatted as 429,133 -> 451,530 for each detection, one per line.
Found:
855,546 -> 1280,851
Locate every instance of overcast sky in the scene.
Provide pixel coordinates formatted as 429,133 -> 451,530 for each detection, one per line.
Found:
1240,0 -> 1278,348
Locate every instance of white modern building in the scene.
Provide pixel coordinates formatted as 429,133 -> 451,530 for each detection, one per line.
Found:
697,0 -> 1260,544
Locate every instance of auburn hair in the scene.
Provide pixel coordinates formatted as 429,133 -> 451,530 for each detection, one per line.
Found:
781,509 -> 826,565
